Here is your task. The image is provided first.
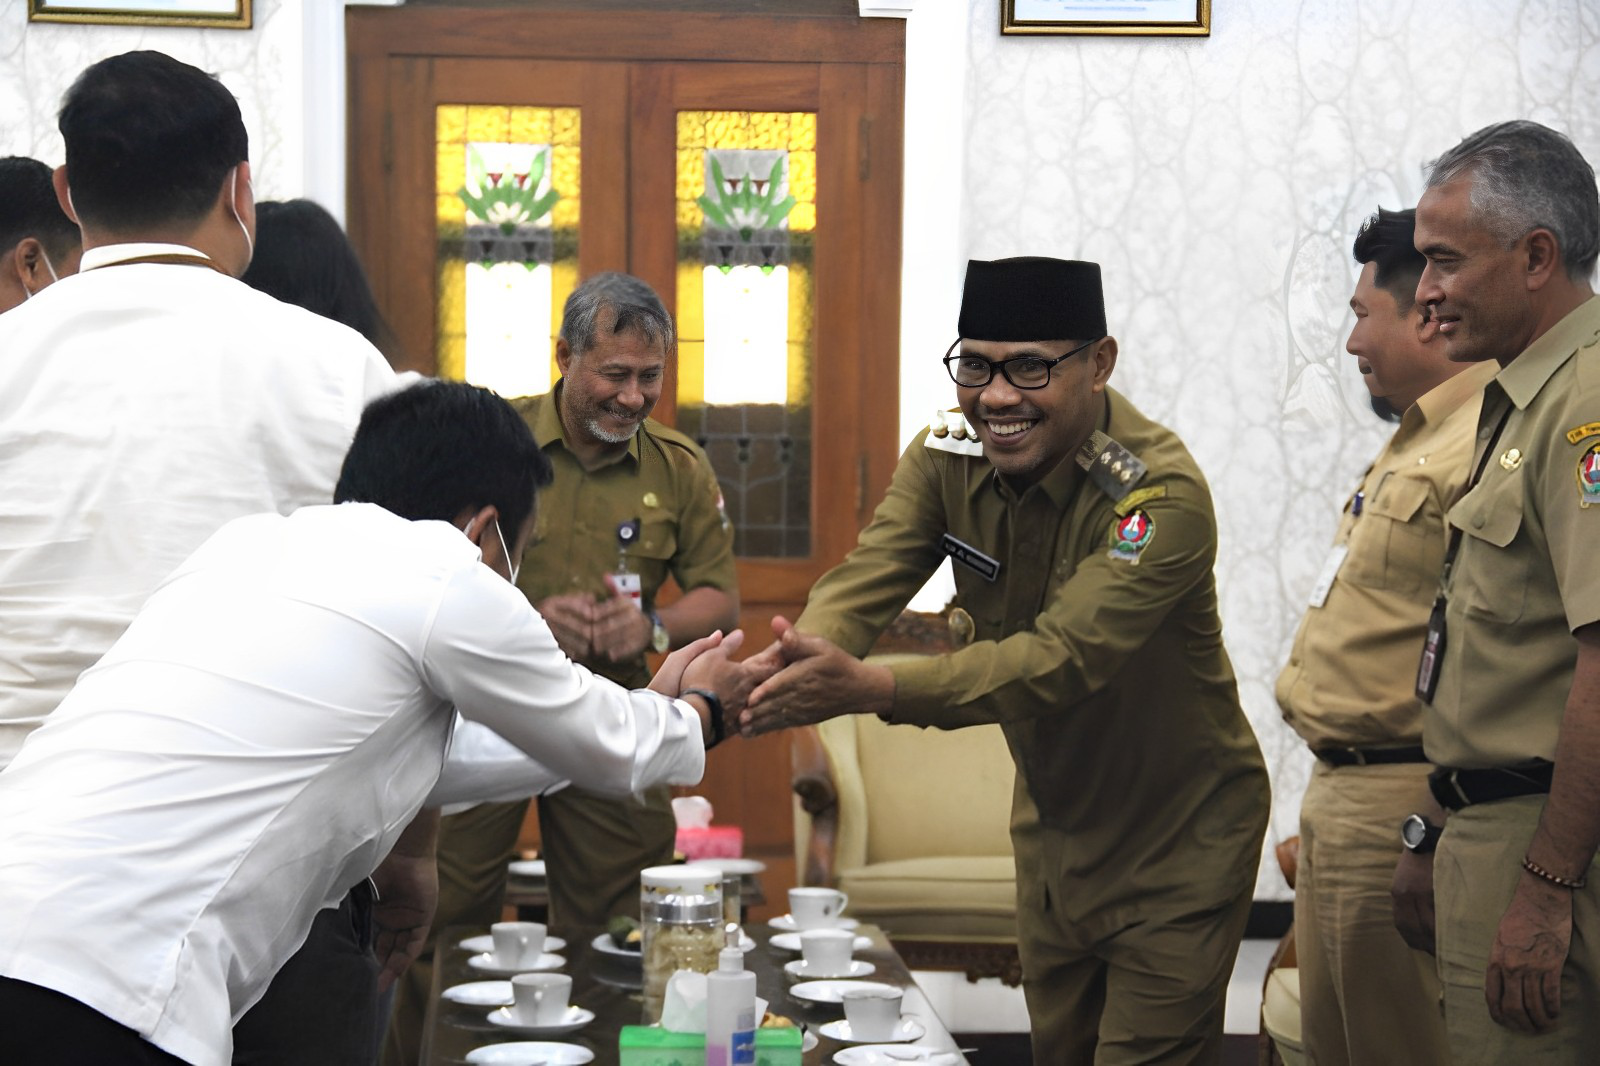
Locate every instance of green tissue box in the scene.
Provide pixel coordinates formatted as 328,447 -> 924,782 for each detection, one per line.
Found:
618,1024 -> 803,1066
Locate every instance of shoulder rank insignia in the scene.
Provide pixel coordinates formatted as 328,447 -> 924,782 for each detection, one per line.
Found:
924,409 -> 985,456
1108,510 -> 1156,563
1076,431 -> 1148,502
1579,443 -> 1600,508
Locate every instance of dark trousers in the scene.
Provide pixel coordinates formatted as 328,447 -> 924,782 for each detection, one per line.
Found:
0,975 -> 192,1066
233,881 -> 382,1065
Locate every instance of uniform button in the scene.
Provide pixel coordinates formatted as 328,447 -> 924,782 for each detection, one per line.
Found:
1473,513 -> 1486,529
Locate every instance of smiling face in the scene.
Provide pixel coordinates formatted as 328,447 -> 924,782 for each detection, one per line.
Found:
954,337 -> 1116,488
1414,176 -> 1542,364
556,322 -> 666,450
1347,262 -> 1444,412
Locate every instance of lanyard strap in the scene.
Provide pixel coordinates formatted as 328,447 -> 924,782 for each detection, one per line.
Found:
89,252 -> 231,276
1440,398 -> 1515,587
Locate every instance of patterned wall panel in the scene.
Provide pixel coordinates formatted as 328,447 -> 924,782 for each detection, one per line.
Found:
961,0 -> 1600,897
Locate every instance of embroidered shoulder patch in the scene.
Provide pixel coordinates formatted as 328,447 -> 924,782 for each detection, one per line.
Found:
1108,510 -> 1156,563
1578,443 -> 1600,508
1114,484 -> 1168,517
1566,422 -> 1600,446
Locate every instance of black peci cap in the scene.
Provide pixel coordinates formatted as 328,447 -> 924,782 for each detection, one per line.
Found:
957,257 -> 1107,341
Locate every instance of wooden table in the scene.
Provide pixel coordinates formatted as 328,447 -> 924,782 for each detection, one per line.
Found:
421,921 -> 967,1064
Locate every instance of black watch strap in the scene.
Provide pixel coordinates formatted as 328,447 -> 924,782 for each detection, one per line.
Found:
1401,813 -> 1442,854
683,687 -> 726,750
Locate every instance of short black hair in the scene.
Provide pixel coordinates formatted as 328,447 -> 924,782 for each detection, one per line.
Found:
0,156 -> 79,261
243,199 -> 398,361
335,381 -> 551,539
1352,207 -> 1425,312
58,50 -> 248,231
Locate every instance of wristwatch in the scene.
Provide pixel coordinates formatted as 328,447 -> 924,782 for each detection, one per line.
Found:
647,609 -> 670,654
1401,813 -> 1442,854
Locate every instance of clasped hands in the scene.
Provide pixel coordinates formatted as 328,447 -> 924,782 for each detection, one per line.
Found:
648,615 -> 892,743
538,580 -> 655,664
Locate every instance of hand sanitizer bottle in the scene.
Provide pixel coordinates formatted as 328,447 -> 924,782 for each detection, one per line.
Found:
705,922 -> 756,1066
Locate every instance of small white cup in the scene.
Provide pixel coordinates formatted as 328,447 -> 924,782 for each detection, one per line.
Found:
511,972 -> 572,1026
842,986 -> 904,1041
799,927 -> 855,973
491,921 -> 546,968
789,886 -> 849,929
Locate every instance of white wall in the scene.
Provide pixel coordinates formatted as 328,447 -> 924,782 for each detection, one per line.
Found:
947,0 -> 1600,897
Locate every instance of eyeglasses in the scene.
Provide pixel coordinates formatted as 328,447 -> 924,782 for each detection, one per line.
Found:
942,337 -> 1101,390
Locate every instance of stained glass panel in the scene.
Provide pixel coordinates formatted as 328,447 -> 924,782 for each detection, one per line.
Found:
675,111 -> 817,558
435,105 -> 580,394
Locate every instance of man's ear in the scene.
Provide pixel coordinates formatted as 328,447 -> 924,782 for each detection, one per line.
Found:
1090,336 -> 1119,392
1523,227 -> 1563,291
554,337 -> 573,378
52,166 -> 77,224
16,239 -> 50,287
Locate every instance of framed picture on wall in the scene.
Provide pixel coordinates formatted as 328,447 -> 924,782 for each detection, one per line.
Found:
28,0 -> 251,28
1002,0 -> 1210,37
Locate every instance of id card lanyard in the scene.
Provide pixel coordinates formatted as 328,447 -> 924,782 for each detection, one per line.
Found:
1416,401 -> 1514,701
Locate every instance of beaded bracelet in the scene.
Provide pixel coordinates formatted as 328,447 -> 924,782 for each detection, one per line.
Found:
1523,856 -> 1588,890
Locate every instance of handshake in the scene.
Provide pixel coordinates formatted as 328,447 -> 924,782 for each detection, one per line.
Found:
648,617 -> 896,743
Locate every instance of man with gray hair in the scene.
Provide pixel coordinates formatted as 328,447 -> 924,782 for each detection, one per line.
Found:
1394,119 -> 1600,1063
383,272 -> 738,1065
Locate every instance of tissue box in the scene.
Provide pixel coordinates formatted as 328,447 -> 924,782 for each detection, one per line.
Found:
618,1025 -> 802,1065
674,824 -> 743,860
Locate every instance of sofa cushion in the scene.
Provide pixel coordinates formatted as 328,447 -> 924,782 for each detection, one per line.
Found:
838,856 -> 1018,941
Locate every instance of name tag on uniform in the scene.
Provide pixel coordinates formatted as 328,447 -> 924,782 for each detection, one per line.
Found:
941,534 -> 1000,582
1306,543 -> 1348,608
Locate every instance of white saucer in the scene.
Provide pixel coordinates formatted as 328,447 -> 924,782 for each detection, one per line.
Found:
486,1005 -> 595,1036
460,934 -> 565,955
467,951 -> 565,976
441,980 -> 512,1007
769,914 -> 860,933
784,958 -> 875,979
693,856 -> 767,876
770,931 -> 871,953
820,1017 -> 926,1044
833,1045 -> 960,1065
465,1040 -> 595,1064
590,932 -> 643,961
507,858 -> 546,878
788,979 -> 898,1005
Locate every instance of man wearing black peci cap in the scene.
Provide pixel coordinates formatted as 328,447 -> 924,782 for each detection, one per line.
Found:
740,256 -> 1270,1061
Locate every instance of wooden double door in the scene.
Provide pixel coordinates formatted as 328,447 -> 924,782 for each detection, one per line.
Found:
347,4 -> 905,866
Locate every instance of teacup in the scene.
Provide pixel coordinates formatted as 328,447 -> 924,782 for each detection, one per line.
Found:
842,986 -> 905,1041
789,886 -> 848,930
799,927 -> 855,973
491,920 -> 547,968
510,972 -> 572,1026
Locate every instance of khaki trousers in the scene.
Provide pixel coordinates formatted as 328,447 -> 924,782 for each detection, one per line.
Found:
1295,762 -> 1448,1066
1018,885 -> 1254,1065
1435,796 -> 1600,1065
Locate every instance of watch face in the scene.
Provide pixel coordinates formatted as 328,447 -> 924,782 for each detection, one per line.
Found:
1401,815 -> 1427,849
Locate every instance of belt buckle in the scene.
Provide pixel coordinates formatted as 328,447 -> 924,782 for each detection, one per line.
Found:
1447,771 -> 1472,809
1343,747 -> 1368,766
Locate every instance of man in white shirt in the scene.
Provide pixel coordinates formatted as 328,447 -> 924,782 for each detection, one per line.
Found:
0,155 -> 80,313
0,380 -> 751,1066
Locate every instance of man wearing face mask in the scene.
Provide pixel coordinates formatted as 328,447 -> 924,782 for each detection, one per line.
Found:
0,156 -> 80,313
0,50 -> 401,1064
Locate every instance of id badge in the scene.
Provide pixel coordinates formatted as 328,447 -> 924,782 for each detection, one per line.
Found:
1415,595 -> 1447,702
610,570 -> 642,608
1307,543 -> 1349,608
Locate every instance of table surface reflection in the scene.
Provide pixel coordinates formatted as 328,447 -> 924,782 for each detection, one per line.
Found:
421,921 -> 967,1064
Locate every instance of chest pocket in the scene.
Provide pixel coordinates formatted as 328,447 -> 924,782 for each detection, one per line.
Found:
626,517 -> 679,592
1448,471 -> 1529,624
1341,475 -> 1437,594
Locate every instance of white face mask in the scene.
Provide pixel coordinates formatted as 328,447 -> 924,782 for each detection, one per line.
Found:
466,515 -> 521,585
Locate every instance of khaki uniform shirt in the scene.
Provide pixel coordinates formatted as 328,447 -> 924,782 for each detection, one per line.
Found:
797,388 -> 1268,921
512,387 -> 737,689
1277,362 -> 1497,750
1426,296 -> 1600,768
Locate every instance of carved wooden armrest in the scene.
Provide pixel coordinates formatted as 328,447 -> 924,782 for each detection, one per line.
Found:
790,725 -> 839,886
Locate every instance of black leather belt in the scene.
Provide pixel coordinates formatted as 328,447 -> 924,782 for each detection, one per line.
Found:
1429,760 -> 1554,810
1314,744 -> 1429,767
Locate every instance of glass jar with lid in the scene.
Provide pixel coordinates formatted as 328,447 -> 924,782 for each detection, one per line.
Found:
639,864 -> 724,1022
